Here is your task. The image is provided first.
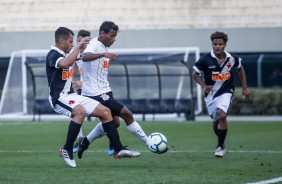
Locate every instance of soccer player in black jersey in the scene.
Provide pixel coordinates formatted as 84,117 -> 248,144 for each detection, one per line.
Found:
193,31 -> 250,157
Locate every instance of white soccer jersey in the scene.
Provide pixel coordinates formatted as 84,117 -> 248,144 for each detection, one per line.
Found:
81,37 -> 111,96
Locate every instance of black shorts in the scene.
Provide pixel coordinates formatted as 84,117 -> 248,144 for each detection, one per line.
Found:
86,92 -> 123,117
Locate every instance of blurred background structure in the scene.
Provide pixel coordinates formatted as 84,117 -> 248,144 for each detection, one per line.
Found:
0,0 -> 281,118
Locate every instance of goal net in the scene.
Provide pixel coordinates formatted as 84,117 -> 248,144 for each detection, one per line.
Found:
0,50 -> 49,116
0,47 -> 202,118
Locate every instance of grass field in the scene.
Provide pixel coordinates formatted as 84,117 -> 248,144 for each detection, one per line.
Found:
0,120 -> 282,184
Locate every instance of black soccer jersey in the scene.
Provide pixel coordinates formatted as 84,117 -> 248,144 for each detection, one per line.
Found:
193,51 -> 241,99
46,47 -> 74,106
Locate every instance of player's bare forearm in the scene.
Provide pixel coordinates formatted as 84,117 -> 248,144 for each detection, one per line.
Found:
58,49 -> 81,69
59,37 -> 90,69
193,71 -> 213,93
238,67 -> 248,88
237,67 -> 250,100
193,71 -> 205,87
82,52 -> 104,62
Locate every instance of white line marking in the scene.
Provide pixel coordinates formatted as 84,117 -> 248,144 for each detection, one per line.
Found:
0,122 -> 24,126
247,177 -> 282,184
0,150 -> 282,154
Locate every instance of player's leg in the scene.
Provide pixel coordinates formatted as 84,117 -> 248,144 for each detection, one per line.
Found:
73,127 -> 84,153
119,106 -> 147,143
78,94 -> 117,156
212,93 -> 232,157
90,103 -> 140,158
119,105 -> 169,154
77,98 -> 140,159
54,94 -> 87,167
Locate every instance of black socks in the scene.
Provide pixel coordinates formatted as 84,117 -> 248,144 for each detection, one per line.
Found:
64,120 -> 82,150
217,129 -> 227,148
102,121 -> 124,152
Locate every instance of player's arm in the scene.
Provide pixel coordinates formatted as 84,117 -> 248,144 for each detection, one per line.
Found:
82,52 -> 118,62
72,80 -> 82,90
58,37 -> 91,69
72,62 -> 79,75
237,66 -> 250,100
193,70 -> 213,93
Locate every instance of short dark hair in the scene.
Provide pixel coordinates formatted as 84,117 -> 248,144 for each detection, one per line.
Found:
210,31 -> 228,43
55,27 -> 74,43
99,21 -> 119,34
77,29 -> 91,38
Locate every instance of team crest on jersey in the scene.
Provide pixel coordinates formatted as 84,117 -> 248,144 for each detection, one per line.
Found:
225,62 -> 233,70
100,93 -> 110,101
69,100 -> 75,105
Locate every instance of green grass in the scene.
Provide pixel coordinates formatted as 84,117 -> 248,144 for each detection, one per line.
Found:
0,120 -> 282,184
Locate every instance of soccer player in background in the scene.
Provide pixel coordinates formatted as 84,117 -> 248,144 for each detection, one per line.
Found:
46,27 -> 140,167
193,31 -> 249,157
71,29 -> 91,153
76,21 -> 169,159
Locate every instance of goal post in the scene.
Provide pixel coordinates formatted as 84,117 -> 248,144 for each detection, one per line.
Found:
0,49 -> 49,116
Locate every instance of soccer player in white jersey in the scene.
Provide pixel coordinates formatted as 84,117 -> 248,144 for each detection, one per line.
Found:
193,31 -> 250,157
46,27 -> 140,167
76,21 -> 169,158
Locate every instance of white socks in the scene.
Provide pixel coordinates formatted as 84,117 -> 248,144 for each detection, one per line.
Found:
87,122 -> 105,143
126,121 -> 147,143
86,121 -> 147,144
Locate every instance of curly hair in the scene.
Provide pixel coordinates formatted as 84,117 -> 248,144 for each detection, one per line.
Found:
210,31 -> 228,43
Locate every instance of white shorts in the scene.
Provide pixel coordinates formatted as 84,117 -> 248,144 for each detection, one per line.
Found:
204,93 -> 232,120
50,93 -> 99,118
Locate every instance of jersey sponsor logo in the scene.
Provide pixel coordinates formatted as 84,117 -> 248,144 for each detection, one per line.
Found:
212,71 -> 231,81
103,60 -> 110,68
62,69 -> 73,80
208,65 -> 216,69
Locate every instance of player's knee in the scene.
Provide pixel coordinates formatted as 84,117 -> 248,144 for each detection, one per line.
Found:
218,111 -> 227,121
101,106 -> 112,119
120,107 -> 133,121
72,105 -> 86,119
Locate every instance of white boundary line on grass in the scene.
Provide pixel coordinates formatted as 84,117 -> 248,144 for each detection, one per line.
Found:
0,150 -> 282,154
247,177 -> 282,184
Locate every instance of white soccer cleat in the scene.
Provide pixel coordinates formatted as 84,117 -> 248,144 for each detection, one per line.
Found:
214,147 -> 226,158
113,149 -> 141,159
61,148 -> 77,168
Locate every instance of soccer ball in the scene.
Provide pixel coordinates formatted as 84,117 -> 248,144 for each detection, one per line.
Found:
146,132 -> 168,153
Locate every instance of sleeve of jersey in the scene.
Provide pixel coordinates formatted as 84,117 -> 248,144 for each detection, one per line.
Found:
235,57 -> 242,69
83,40 -> 99,54
193,59 -> 203,73
48,51 -> 64,69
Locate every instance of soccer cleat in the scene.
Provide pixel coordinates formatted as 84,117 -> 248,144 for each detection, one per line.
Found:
158,146 -> 169,154
108,148 -> 115,156
215,146 -> 226,158
73,141 -> 79,153
113,149 -> 141,159
61,148 -> 77,168
77,137 -> 89,159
